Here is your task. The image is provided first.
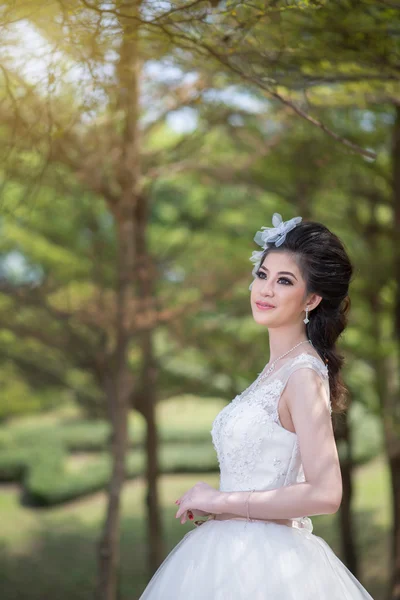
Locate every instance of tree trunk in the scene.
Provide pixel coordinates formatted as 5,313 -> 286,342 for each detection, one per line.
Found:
95,1 -> 142,597
96,370 -> 130,600
140,345 -> 165,572
134,189 -> 165,572
388,452 -> 400,600
334,409 -> 358,575
381,352 -> 400,600
95,206 -> 136,600
367,289 -> 399,600
387,103 -> 400,600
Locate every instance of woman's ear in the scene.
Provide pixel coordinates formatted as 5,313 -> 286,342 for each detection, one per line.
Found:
308,293 -> 323,311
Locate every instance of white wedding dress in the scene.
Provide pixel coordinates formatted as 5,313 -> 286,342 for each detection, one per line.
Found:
138,352 -> 374,599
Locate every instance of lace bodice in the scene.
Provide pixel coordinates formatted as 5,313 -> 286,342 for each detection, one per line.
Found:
210,352 -> 330,529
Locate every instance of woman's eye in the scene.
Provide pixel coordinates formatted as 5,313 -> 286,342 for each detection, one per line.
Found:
255,271 -> 292,285
256,270 -> 266,279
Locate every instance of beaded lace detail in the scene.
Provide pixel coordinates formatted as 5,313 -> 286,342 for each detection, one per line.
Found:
210,352 -> 331,531
211,378 -> 285,488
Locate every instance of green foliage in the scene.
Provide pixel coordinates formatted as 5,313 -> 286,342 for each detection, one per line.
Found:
336,402 -> 383,466
0,448 -> 29,480
0,407 -> 220,505
59,421 -> 114,452
0,362 -> 58,422
25,443 -> 67,505
26,451 -> 142,507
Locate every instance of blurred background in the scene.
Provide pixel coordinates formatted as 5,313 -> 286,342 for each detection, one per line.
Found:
0,1 -> 398,599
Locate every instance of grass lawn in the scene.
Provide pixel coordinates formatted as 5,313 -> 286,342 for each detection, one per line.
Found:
0,454 -> 391,600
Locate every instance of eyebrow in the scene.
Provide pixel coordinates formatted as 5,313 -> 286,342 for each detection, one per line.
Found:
259,266 -> 298,281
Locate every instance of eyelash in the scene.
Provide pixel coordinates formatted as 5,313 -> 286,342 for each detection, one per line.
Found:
255,271 -> 293,285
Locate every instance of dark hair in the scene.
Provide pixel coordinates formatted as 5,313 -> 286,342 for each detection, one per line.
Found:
259,219 -> 354,413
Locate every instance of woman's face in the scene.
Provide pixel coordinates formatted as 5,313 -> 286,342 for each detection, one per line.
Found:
250,251 -> 316,328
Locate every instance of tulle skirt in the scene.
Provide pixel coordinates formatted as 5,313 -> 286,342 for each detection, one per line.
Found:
138,517 -> 374,599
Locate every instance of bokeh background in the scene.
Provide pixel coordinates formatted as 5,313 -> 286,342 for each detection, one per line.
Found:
0,1 -> 398,599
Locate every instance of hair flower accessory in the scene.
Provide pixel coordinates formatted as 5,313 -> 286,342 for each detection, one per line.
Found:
249,212 -> 302,290
254,212 -> 302,249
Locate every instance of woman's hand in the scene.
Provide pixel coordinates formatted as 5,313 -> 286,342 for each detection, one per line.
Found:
175,481 -> 223,524
184,508 -> 212,525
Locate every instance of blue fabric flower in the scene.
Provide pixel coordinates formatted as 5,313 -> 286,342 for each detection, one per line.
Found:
249,212 -> 302,290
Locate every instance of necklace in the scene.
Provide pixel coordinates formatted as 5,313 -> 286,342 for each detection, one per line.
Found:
256,339 -> 312,388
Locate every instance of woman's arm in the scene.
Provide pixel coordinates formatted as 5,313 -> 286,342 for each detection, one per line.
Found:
215,368 -> 343,520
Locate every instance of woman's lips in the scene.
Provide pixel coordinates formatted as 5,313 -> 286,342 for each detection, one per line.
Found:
256,302 -> 275,310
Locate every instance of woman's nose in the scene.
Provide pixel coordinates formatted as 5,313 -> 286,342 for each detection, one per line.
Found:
260,280 -> 275,295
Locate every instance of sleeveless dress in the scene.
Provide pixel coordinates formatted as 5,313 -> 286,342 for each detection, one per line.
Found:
138,352 -> 374,599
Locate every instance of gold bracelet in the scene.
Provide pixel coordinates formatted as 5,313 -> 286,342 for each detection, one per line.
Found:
246,489 -> 256,522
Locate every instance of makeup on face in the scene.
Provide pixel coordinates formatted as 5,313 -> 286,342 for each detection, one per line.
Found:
255,301 -> 275,311
251,254 -> 305,317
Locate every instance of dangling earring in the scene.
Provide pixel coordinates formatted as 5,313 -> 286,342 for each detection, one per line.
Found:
303,306 -> 309,324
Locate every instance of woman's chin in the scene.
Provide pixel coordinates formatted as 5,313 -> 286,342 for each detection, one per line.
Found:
253,312 -> 276,325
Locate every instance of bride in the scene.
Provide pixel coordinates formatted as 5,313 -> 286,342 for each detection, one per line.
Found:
138,212 -> 375,599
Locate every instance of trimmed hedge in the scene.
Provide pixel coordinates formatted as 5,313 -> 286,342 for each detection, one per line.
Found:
0,429 -> 65,484
0,448 -> 31,481
21,444 -> 217,506
14,421 -> 210,453
25,451 -> 145,506
0,421 -> 218,505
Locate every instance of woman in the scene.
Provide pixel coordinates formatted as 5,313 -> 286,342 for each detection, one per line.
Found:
139,212 -> 374,599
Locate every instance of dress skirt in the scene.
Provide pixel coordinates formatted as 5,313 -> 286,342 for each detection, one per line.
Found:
138,517 -> 374,599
